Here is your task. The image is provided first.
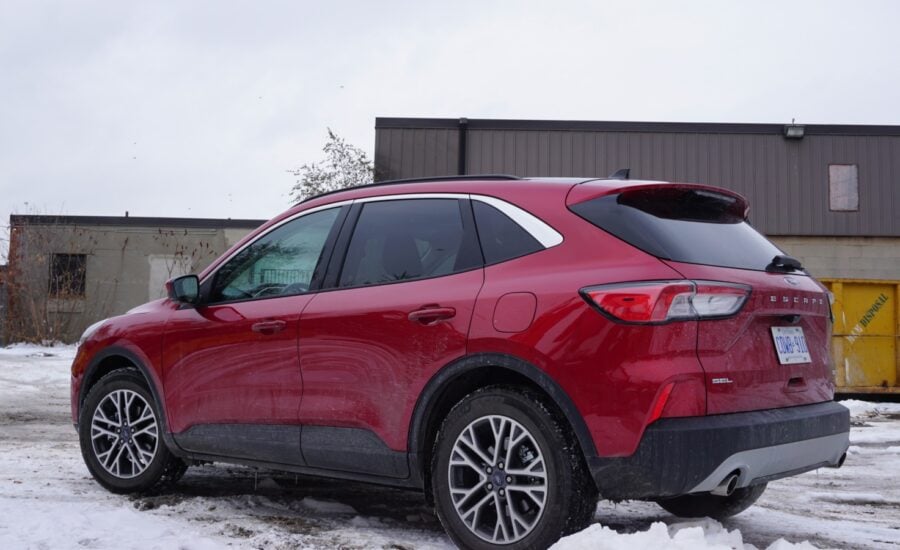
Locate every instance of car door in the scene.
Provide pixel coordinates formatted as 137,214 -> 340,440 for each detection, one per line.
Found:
297,196 -> 484,478
163,205 -> 346,464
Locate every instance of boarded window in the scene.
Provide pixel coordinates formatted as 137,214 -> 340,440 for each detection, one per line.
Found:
49,254 -> 87,298
829,164 -> 859,211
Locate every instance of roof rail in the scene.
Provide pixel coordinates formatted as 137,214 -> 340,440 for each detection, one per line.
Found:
300,174 -> 522,203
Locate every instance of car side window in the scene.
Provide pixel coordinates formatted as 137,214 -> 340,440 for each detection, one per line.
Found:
472,201 -> 543,264
209,208 -> 340,302
338,199 -> 479,288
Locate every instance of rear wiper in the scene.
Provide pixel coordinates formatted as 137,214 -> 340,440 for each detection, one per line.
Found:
765,254 -> 804,273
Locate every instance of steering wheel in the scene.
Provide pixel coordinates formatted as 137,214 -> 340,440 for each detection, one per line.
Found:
281,282 -> 310,295
251,283 -> 287,298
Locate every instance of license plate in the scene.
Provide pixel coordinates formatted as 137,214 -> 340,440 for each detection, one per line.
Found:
771,326 -> 811,365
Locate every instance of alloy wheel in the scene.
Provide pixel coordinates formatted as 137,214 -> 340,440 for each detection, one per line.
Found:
90,389 -> 159,478
447,414 -> 548,544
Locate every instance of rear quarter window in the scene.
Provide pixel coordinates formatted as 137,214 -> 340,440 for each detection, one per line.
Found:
569,188 -> 785,271
472,201 -> 543,264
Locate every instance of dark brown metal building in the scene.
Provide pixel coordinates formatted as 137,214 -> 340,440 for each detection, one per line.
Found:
374,118 -> 900,238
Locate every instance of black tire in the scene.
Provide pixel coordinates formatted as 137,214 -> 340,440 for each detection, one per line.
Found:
656,483 -> 767,519
79,368 -> 187,494
431,387 -> 596,550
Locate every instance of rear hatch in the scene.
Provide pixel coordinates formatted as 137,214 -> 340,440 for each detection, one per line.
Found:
569,183 -> 834,415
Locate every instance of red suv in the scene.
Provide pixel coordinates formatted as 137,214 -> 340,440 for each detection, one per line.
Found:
72,175 -> 850,549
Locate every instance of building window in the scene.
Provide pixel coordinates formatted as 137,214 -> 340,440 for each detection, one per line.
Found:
49,254 -> 87,298
829,164 -> 859,211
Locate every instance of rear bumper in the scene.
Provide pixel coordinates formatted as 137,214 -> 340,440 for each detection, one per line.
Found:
589,401 -> 850,499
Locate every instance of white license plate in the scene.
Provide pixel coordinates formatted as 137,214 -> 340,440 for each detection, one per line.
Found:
771,326 -> 811,365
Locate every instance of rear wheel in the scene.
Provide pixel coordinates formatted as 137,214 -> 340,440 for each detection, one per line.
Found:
79,369 -> 187,493
431,387 -> 596,549
656,483 -> 767,519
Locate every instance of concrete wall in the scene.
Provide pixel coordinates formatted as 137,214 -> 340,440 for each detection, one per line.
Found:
770,236 -> 900,281
7,219 -> 259,343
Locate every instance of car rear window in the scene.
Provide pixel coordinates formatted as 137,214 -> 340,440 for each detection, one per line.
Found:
569,187 -> 785,271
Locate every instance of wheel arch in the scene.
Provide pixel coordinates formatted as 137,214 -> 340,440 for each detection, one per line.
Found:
407,353 -> 597,488
78,346 -> 183,455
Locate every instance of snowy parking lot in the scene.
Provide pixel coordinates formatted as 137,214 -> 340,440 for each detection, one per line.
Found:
1,344 -> 898,550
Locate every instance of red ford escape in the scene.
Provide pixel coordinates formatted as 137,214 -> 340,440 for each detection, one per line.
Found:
72,175 -> 850,549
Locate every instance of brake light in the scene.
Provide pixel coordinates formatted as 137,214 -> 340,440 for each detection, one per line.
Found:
583,282 -> 694,323
581,280 -> 749,323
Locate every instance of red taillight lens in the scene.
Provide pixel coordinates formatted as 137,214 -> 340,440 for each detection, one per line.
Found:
582,280 -> 749,324
583,282 -> 694,323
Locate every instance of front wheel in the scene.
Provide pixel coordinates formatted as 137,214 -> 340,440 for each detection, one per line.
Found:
655,483 -> 767,519
79,369 -> 186,493
431,387 -> 596,549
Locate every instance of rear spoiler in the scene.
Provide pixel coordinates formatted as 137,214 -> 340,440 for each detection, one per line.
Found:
567,182 -> 750,220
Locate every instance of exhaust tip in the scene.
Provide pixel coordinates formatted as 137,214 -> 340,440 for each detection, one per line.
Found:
831,452 -> 847,469
711,473 -> 739,497
825,452 -> 847,469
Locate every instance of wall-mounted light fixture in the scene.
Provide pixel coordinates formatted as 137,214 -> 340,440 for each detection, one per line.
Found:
783,123 -> 805,139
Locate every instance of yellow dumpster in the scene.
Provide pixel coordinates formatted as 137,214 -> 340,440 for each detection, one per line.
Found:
821,279 -> 899,394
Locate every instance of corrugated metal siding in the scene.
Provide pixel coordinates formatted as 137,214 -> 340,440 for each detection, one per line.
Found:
374,127 -> 459,182
374,119 -> 900,237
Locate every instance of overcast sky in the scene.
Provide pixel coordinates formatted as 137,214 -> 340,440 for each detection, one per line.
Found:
2,0 -> 899,259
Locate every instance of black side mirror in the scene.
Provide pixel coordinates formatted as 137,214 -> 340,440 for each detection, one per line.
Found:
166,275 -> 200,305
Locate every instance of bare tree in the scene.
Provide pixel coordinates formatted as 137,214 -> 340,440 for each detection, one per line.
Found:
5,221 -> 114,344
289,128 -> 374,202
150,228 -> 218,277
3,209 -> 221,344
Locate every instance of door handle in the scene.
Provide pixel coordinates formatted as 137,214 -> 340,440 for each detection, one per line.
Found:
408,306 -> 456,326
251,320 -> 287,334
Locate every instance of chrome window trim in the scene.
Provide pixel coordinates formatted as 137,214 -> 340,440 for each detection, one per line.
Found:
470,194 -> 564,248
202,192 -> 563,286
356,193 -> 563,247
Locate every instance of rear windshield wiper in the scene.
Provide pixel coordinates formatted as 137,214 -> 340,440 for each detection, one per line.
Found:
765,254 -> 804,273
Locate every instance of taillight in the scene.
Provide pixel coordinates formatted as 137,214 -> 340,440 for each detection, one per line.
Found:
691,283 -> 750,317
582,282 -> 694,323
581,280 -> 749,324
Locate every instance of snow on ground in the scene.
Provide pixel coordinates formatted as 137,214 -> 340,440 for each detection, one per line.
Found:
1,345 -> 899,549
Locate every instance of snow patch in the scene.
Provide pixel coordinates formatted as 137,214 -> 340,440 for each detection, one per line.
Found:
849,430 -> 900,445
298,497 -> 356,515
848,444 -> 900,455
0,342 -> 77,356
0,497 -> 228,550
840,399 -> 900,419
349,515 -> 385,527
554,519 -> 817,550
3,344 -> 899,549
